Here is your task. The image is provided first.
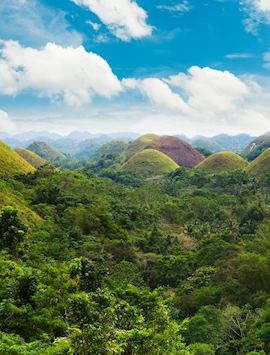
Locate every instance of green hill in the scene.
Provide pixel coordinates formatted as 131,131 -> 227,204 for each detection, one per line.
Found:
121,149 -> 178,178
0,141 -> 35,177
246,148 -> 270,178
244,134 -> 270,161
122,134 -> 160,161
27,141 -> 66,163
195,151 -> 248,173
15,148 -> 46,168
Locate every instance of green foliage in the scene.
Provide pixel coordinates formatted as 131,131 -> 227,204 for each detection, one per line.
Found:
0,153 -> 269,353
195,146 -> 213,157
0,207 -> 26,252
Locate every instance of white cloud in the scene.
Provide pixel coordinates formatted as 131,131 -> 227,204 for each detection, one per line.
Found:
167,66 -> 250,116
121,66 -> 270,135
157,1 -> 190,13
71,0 -> 152,41
123,78 -> 190,113
254,0 -> 270,11
0,41 -> 122,105
225,53 -> 254,59
0,0 -> 82,47
86,20 -> 101,31
263,51 -> 270,67
0,110 -> 16,132
242,0 -> 270,33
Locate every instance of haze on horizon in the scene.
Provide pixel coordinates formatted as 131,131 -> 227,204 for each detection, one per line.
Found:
1,0 -> 270,137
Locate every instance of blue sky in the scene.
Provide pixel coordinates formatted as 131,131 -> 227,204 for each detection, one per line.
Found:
0,0 -> 270,136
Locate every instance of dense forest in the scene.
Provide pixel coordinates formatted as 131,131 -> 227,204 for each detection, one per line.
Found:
0,134 -> 270,354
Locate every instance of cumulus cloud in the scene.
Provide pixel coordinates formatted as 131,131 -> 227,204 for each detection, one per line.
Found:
121,66 -> 270,135
123,78 -> 190,113
71,0 -> 152,41
167,66 -> 250,116
0,110 -> 16,132
0,41 -> 122,106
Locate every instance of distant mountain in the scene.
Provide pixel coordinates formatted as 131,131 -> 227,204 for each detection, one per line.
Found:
67,131 -> 94,141
14,131 -> 63,141
191,134 -> 255,154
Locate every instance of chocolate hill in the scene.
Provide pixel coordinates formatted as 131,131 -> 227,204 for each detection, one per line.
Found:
196,151 -> 248,174
154,136 -> 205,168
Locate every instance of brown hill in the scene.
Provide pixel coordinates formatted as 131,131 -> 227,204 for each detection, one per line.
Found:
154,136 -> 205,168
15,148 -> 46,168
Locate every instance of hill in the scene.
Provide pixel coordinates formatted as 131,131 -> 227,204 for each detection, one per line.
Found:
15,148 -> 46,168
154,136 -> 205,168
27,141 -> 66,162
246,148 -> 270,178
121,149 -> 178,178
0,141 -> 35,177
244,134 -> 270,161
123,134 -> 160,160
92,141 -> 129,161
195,151 -> 248,173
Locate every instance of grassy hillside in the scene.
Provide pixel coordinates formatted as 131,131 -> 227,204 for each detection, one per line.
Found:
121,149 -> 178,178
27,141 -> 66,162
122,134 -> 160,161
0,180 -> 41,226
244,134 -> 270,161
15,147 -> 46,168
246,148 -> 270,178
154,135 -> 205,168
0,141 -> 35,177
195,151 -> 248,173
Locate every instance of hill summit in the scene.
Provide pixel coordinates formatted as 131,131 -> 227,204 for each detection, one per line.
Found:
121,149 -> 178,178
195,151 -> 248,173
123,134 -> 160,160
154,135 -> 205,168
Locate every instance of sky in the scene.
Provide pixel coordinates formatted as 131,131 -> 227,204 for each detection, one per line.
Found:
1,0 -> 270,136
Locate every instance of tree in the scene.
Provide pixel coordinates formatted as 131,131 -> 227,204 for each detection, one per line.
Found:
0,207 -> 26,252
